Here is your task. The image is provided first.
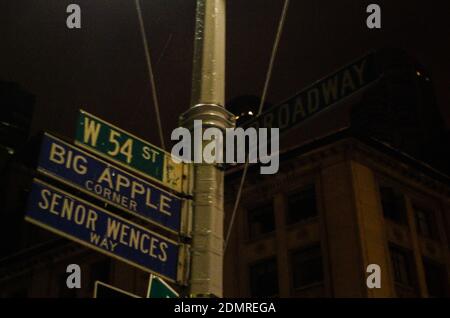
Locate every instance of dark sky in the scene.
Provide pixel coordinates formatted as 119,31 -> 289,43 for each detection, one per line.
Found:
1,0 -> 449,149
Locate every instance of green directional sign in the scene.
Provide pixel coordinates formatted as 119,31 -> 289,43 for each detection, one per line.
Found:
94,281 -> 140,298
75,110 -> 189,194
243,52 -> 381,134
147,274 -> 179,298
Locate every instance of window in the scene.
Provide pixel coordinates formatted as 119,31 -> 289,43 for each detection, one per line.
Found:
249,258 -> 278,297
413,205 -> 438,240
9,288 -> 27,298
59,272 -> 77,298
90,259 -> 111,287
379,186 -> 407,224
291,245 -> 323,289
248,202 -> 275,239
423,258 -> 448,297
286,185 -> 317,225
389,245 -> 416,287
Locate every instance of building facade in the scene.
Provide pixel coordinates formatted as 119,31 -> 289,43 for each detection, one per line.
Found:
224,131 -> 450,297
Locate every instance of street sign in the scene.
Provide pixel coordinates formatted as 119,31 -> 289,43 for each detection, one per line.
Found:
25,179 -> 185,283
37,133 -> 189,235
147,274 -> 179,298
75,110 -> 190,195
94,281 -> 140,298
243,52 -> 381,134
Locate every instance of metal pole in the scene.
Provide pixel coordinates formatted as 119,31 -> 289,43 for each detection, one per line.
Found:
180,0 -> 235,298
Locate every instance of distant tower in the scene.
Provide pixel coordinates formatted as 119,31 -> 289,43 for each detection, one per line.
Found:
351,48 -> 450,175
227,95 -> 272,127
0,81 -> 35,256
0,81 -> 35,170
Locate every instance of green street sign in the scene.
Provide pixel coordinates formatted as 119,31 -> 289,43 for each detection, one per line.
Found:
75,110 -> 190,194
94,281 -> 140,298
147,274 -> 179,298
243,52 -> 381,134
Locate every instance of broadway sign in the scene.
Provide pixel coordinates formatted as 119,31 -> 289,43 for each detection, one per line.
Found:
25,180 -> 186,283
244,52 -> 381,133
37,133 -> 188,235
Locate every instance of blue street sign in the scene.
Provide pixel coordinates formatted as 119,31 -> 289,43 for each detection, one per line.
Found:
37,133 -> 186,234
25,180 -> 183,283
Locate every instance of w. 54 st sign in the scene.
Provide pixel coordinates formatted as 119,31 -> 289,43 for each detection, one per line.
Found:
75,110 -> 191,195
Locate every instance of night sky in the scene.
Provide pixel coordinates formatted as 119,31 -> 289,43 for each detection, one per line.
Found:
1,0 -> 449,150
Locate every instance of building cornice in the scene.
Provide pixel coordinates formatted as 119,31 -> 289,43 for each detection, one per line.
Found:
225,130 -> 450,204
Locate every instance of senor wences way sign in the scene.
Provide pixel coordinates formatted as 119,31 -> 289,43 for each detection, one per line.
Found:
243,52 -> 381,134
25,179 -> 186,283
37,133 -> 189,235
75,110 -> 191,195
